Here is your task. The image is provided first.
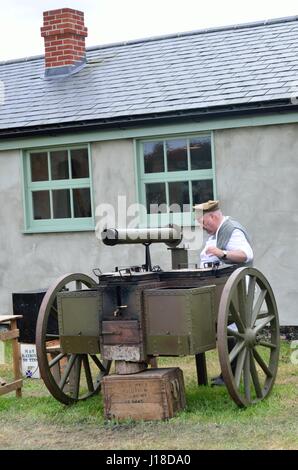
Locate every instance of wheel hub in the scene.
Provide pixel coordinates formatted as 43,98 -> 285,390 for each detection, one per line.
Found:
244,328 -> 257,347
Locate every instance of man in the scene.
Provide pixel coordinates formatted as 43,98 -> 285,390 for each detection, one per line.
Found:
194,200 -> 253,268
194,200 -> 254,385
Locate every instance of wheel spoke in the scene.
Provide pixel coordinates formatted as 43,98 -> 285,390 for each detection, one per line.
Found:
251,289 -> 267,327
256,312 -> 269,319
254,315 -> 275,334
49,352 -> 66,368
253,348 -> 273,378
227,327 -> 243,340
237,278 -> 248,325
234,348 -> 246,388
83,355 -> 94,392
243,350 -> 251,401
258,340 -> 277,349
229,300 -> 245,333
90,355 -> 107,373
59,354 -> 77,390
246,276 -> 256,325
70,356 -> 82,400
50,305 -> 58,315
229,340 -> 245,363
249,350 -> 263,398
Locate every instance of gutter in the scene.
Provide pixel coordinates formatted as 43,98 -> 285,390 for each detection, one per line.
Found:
0,99 -> 297,139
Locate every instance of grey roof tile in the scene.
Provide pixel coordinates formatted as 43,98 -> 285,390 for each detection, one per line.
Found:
1,16 -> 298,131
265,87 -> 292,95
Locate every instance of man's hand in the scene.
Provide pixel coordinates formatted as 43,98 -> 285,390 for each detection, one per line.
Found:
206,246 -> 248,263
206,246 -> 224,258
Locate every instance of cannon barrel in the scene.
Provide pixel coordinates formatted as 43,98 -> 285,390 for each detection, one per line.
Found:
101,226 -> 182,247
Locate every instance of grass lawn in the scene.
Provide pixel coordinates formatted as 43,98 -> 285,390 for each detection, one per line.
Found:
0,340 -> 297,450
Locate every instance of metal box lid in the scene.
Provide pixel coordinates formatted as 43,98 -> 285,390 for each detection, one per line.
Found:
98,271 -> 160,284
57,289 -> 100,337
159,265 -> 236,280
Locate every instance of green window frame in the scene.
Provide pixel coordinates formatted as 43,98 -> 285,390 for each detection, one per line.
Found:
22,144 -> 95,233
136,133 -> 216,226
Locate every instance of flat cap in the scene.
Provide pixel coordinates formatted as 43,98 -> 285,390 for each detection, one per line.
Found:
193,200 -> 219,213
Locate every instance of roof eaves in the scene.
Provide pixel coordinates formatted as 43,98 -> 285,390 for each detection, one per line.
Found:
0,98 -> 297,139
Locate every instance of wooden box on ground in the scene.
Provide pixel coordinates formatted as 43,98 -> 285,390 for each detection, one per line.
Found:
102,367 -> 186,421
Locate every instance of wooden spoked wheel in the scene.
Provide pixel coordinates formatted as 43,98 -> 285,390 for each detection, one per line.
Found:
217,267 -> 280,407
36,273 -> 111,405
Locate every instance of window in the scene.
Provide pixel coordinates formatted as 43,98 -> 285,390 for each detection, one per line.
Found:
23,145 -> 94,232
138,134 -> 215,225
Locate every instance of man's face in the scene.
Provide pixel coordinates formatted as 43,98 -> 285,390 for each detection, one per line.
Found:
197,212 -> 217,235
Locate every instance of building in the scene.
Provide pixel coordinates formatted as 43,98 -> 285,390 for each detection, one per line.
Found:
0,9 -> 298,324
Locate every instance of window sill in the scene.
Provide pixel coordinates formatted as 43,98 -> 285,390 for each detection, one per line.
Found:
23,227 -> 95,234
23,219 -> 95,234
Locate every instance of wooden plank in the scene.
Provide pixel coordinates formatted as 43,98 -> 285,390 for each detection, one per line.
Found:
101,320 -> 140,345
12,338 -> 22,397
0,329 -> 20,341
108,402 -> 165,420
0,379 -> 23,396
46,339 -> 61,354
46,345 -> 61,353
0,315 -> 23,323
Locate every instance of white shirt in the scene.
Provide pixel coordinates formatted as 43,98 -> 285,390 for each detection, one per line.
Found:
200,216 -> 253,267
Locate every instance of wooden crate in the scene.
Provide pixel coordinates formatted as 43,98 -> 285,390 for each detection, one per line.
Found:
102,367 -> 186,421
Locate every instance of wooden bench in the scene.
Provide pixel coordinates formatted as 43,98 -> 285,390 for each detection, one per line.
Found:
0,315 -> 23,397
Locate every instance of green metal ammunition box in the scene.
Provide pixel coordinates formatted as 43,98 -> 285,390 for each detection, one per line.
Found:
57,289 -> 101,354
144,285 -> 216,356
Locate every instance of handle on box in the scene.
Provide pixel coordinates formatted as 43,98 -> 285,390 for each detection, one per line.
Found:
170,378 -> 180,399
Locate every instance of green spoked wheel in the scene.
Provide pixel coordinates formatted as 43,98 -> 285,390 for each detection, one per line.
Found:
217,267 -> 280,407
36,273 -> 112,405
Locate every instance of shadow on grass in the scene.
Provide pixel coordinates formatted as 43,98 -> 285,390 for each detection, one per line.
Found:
185,381 -> 236,414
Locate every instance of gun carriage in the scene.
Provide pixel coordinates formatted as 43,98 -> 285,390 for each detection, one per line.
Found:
36,226 -> 280,408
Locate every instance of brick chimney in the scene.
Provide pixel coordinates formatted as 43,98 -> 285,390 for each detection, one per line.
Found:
41,8 -> 88,78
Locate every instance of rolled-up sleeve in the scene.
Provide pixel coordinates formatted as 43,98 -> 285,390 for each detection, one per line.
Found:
226,229 -> 254,262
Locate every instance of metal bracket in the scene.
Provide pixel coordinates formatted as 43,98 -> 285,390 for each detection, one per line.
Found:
113,305 -> 128,317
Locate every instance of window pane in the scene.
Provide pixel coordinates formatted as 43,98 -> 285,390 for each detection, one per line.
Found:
192,180 -> 214,205
71,148 -> 89,178
53,189 -> 71,219
145,183 -> 167,213
166,139 -> 188,172
190,136 -> 212,170
168,181 -> 190,213
50,150 -> 69,180
30,153 -> 48,182
32,191 -> 50,219
144,141 -> 164,173
73,188 -> 91,218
